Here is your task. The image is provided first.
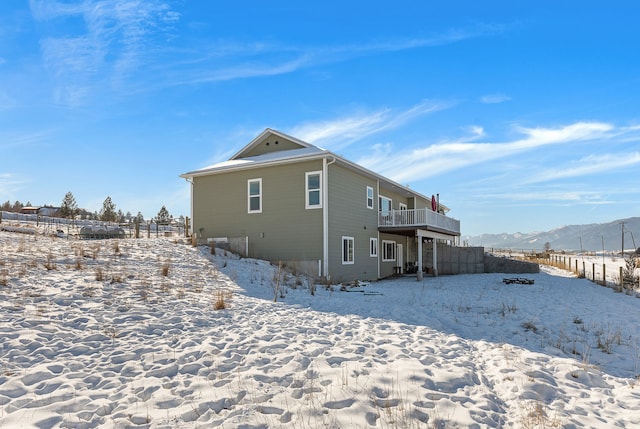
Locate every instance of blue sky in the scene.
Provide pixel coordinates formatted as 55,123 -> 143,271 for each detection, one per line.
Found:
1,1 -> 639,236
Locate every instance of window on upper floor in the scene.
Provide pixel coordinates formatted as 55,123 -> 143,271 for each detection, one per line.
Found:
366,186 -> 374,209
306,171 -> 322,209
248,178 -> 262,213
379,196 -> 392,214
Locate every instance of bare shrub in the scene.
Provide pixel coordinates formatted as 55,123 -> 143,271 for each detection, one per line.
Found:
0,269 -> 8,287
520,400 -> 562,429
91,244 -> 100,259
213,289 -> 231,310
272,262 -> 284,302
110,271 -> 124,284
161,260 -> 170,277
138,280 -> 151,301
95,267 -> 105,281
44,253 -> 57,271
522,321 -> 538,333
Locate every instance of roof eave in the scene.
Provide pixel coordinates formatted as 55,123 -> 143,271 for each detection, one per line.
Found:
180,151 -> 331,178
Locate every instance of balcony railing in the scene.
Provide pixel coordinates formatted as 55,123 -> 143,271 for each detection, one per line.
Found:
378,208 -> 460,235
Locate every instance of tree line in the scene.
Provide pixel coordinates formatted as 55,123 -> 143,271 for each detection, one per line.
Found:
3,192 -> 178,225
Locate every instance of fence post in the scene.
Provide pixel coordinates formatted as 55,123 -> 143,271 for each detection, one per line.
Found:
620,266 -> 623,289
592,263 -> 595,281
603,264 -> 606,286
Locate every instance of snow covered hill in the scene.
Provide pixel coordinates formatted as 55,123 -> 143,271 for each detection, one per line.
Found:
465,217 -> 640,252
1,230 -> 639,428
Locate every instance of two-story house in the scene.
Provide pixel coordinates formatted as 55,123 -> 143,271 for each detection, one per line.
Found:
180,128 -> 460,282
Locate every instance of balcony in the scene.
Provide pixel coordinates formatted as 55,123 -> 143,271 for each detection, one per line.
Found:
378,208 -> 460,236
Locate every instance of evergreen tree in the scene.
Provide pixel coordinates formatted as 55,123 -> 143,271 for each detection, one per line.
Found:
117,209 -> 125,223
99,196 -> 117,222
156,205 -> 172,225
135,211 -> 144,223
59,192 -> 78,219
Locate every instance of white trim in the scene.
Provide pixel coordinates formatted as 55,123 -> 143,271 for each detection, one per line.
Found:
366,186 -> 374,209
247,178 -> 262,213
305,171 -> 322,209
342,236 -> 355,265
323,157 -> 335,278
370,237 -> 378,257
382,240 -> 396,262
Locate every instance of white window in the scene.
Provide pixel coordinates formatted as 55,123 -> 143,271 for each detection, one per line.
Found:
342,236 -> 354,264
399,203 -> 407,210
379,196 -> 392,214
382,240 -> 396,262
370,238 -> 378,257
306,171 -> 322,209
248,178 -> 262,213
366,186 -> 374,209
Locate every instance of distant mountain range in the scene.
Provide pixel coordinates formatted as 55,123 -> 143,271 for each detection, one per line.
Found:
464,217 -> 640,252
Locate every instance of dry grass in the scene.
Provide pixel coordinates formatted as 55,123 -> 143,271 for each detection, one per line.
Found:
213,289 -> 231,310
161,260 -> 171,277
44,253 -> 57,271
519,400 -> 562,429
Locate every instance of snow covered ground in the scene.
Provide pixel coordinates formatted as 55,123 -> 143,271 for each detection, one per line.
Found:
1,229 -> 640,428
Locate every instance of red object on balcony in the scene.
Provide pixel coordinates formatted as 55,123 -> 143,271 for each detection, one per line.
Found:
431,195 -> 436,211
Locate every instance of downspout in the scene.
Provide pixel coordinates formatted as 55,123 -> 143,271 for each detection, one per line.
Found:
376,180 -> 381,279
184,177 -> 194,237
322,156 -> 336,279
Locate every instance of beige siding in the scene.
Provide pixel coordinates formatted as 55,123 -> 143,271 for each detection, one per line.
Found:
192,160 -> 324,266
326,163 -> 379,282
241,137 -> 305,158
378,188 -> 413,211
379,232 -> 411,278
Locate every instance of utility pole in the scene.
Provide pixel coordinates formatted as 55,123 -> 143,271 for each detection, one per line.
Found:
621,221 -> 625,259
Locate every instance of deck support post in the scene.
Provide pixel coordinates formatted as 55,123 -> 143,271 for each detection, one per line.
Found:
432,239 -> 438,277
417,237 -> 423,281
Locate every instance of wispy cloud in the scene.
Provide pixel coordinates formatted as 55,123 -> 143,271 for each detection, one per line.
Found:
156,23 -> 504,89
480,93 -> 511,104
479,189 -> 612,205
0,173 -> 28,200
289,100 -> 453,150
31,0 -> 179,105
358,121 -> 628,183
0,131 -> 50,149
525,152 -> 640,183
28,2 -> 504,102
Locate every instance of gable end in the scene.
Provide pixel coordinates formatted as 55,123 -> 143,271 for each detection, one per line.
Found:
232,128 -> 315,159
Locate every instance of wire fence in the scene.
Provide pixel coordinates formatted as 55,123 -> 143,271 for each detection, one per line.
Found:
0,211 -> 187,239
